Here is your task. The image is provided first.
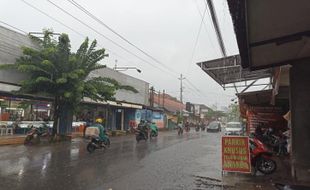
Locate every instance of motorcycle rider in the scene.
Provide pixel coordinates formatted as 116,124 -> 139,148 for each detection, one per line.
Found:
92,118 -> 108,142
149,122 -> 158,137
177,122 -> 183,134
150,122 -> 158,132
138,120 -> 148,139
184,121 -> 190,132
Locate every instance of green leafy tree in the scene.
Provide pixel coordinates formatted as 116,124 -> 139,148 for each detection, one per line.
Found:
0,31 -> 137,138
227,103 -> 240,121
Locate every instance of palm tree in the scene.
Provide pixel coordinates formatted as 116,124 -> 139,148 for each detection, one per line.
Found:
0,30 -> 137,139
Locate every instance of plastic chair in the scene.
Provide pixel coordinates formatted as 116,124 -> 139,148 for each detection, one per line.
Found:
0,128 -> 5,136
6,127 -> 13,135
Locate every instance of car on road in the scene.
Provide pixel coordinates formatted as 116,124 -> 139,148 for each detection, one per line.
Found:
206,121 -> 221,132
225,122 -> 244,136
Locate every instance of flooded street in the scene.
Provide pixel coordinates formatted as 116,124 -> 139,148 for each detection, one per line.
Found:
0,131 -> 224,190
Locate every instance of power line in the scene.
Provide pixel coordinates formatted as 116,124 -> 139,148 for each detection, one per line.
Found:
194,0 -> 218,56
46,0 -> 178,78
184,77 -> 233,98
19,0 -> 126,64
20,0 -> 179,85
67,0 -> 177,74
186,4 -> 207,72
0,20 -> 27,35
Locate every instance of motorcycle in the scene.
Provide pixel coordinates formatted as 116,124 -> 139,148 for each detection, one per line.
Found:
149,123 -> 158,139
87,136 -> 107,153
150,129 -> 158,139
201,125 -> 206,131
135,129 -> 148,142
262,128 -> 280,147
178,127 -> 183,135
195,125 -> 200,132
250,134 -> 277,174
24,125 -> 52,145
185,126 -> 190,132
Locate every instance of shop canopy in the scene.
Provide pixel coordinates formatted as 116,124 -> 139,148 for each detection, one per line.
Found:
227,0 -> 310,70
237,90 -> 273,106
197,55 -> 272,89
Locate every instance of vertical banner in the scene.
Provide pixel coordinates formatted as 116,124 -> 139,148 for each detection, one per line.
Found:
222,136 -> 251,173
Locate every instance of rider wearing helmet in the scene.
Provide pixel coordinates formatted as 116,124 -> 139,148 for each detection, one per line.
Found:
93,118 -> 107,141
138,120 -> 148,139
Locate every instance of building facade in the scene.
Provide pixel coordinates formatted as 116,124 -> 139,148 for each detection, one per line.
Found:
0,25 -> 150,132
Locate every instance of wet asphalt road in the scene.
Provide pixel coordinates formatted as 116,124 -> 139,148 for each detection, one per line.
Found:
0,130 -> 224,190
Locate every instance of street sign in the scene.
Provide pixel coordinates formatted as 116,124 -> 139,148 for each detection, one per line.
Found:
222,136 -> 251,173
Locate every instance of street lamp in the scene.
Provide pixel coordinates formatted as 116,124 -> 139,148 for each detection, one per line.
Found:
113,60 -> 142,73
114,66 -> 142,73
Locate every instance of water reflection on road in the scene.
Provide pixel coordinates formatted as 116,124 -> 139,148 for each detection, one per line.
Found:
0,130 -> 223,190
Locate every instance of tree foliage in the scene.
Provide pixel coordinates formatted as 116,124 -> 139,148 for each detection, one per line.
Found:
227,103 -> 240,121
0,30 -> 137,136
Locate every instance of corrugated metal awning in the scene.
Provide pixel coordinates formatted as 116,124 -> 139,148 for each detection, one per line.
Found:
197,55 -> 272,87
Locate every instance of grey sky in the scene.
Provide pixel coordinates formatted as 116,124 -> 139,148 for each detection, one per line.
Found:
0,0 -> 238,108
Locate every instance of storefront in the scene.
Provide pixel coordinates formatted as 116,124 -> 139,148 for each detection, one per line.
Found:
226,0 -> 310,181
237,90 -> 288,135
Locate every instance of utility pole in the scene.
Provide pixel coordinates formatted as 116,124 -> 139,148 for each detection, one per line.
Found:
113,59 -> 118,70
178,74 -> 186,117
179,74 -> 185,103
158,90 -> 161,107
162,90 -> 165,109
149,87 -> 155,107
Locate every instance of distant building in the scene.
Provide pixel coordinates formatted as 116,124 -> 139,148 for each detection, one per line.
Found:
153,92 -> 185,129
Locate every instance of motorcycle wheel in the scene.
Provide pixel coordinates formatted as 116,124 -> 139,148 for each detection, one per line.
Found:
24,136 -> 32,145
178,129 -> 182,135
87,143 -> 96,153
257,157 -> 277,174
104,139 -> 110,147
150,131 -> 157,138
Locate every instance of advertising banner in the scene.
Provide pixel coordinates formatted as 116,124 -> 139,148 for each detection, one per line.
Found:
222,136 -> 251,173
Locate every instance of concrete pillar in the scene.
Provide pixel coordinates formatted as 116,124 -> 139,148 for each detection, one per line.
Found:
121,109 -> 124,131
290,62 -> 310,182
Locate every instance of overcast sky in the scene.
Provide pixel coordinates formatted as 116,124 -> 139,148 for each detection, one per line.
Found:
0,0 -> 239,109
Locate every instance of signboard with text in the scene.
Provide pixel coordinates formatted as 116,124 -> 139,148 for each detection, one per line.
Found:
222,136 -> 251,173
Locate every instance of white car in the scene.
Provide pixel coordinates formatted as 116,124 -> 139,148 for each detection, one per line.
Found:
225,122 -> 244,136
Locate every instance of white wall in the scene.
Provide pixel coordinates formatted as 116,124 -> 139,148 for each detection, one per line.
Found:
0,26 -> 149,106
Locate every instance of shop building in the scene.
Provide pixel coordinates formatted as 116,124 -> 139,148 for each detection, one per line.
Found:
0,25 -> 150,133
198,0 -> 310,182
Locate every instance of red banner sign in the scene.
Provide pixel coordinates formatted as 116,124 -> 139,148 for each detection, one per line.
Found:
222,136 -> 251,173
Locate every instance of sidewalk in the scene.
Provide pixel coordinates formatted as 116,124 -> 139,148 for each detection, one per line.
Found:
0,135 -> 26,145
222,156 -> 310,189
0,129 -> 169,146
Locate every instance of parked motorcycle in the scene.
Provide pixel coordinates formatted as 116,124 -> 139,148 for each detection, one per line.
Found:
24,125 -> 51,145
262,128 -> 280,148
135,129 -> 148,142
87,136 -> 107,153
201,125 -> 206,131
250,134 -> 277,174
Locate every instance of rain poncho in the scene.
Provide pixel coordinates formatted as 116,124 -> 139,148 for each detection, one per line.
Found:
92,123 -> 108,141
150,123 -> 158,133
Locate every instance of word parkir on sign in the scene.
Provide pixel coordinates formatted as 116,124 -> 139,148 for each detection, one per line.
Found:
222,136 -> 251,173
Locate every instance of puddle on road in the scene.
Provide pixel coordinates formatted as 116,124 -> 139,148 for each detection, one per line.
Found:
193,175 -> 235,190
